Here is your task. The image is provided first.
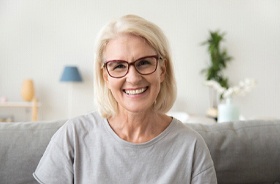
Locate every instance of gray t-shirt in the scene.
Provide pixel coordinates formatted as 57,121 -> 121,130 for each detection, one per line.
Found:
33,112 -> 217,184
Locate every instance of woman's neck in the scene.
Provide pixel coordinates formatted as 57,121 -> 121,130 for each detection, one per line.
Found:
107,111 -> 172,143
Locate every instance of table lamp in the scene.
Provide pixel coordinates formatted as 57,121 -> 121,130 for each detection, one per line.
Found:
60,66 -> 83,118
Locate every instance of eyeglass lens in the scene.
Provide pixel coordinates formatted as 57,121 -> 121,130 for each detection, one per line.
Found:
105,56 -> 159,78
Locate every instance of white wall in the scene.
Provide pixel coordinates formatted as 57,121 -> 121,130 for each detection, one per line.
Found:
0,0 -> 279,121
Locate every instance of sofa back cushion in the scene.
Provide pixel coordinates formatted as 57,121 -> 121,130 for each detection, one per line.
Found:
187,120 -> 280,184
0,120 -> 66,184
1,119 -> 280,184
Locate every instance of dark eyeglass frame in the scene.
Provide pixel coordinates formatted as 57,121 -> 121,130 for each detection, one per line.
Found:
103,55 -> 162,78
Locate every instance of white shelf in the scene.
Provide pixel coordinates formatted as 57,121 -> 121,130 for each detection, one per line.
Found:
0,101 -> 41,108
0,100 -> 41,122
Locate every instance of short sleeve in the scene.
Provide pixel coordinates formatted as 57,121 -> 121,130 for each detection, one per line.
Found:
33,123 -> 74,184
191,166 -> 217,184
191,132 -> 217,184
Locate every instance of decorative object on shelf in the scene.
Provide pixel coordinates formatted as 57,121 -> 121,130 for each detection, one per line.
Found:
21,79 -> 35,102
217,98 -> 239,123
201,30 -> 232,119
0,115 -> 14,122
60,66 -> 83,118
205,79 -> 256,122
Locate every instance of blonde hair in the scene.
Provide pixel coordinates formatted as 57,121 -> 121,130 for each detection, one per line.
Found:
94,15 -> 177,118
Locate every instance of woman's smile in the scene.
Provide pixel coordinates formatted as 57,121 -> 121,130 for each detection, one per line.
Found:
123,87 -> 148,95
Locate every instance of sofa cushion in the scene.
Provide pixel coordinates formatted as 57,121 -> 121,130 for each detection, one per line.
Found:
0,120 -> 66,184
187,120 -> 280,184
1,119 -> 280,184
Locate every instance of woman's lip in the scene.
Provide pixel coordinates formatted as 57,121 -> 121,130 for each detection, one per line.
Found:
123,87 -> 148,95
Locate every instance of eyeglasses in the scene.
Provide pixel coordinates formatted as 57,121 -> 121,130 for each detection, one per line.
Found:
103,55 -> 162,78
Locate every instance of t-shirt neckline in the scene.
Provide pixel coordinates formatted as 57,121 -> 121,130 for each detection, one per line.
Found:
103,117 -> 177,148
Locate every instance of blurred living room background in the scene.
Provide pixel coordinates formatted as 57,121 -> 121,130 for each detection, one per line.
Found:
0,0 -> 279,122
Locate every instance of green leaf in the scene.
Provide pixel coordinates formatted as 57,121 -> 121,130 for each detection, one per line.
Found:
201,30 -> 232,91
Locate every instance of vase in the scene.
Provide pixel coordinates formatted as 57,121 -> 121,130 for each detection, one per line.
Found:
21,79 -> 35,101
218,98 -> 239,123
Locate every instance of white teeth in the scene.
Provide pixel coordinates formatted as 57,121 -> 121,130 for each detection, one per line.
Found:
125,88 -> 146,95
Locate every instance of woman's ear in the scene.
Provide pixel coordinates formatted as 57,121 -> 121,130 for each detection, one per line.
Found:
160,59 -> 167,82
103,69 -> 109,84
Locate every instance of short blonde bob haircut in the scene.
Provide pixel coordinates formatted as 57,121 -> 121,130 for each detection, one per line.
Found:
94,14 -> 177,118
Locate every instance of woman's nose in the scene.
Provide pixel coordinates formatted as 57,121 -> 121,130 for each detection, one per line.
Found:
125,65 -> 142,83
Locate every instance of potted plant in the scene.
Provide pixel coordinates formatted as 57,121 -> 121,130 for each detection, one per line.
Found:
201,30 -> 232,119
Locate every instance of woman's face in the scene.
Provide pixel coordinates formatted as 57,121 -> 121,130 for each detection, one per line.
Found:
103,34 -> 166,114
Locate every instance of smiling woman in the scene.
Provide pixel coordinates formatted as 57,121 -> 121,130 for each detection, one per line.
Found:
101,34 -> 166,119
33,14 -> 217,184
94,15 -> 177,119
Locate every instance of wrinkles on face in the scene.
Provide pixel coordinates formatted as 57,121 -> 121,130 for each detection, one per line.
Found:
103,34 -> 164,116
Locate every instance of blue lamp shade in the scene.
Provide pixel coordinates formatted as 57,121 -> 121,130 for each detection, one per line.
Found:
60,66 -> 82,82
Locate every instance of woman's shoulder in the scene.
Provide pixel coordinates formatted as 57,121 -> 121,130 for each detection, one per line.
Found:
170,118 -> 207,145
55,111 -> 106,137
171,118 -> 201,136
68,111 -> 105,127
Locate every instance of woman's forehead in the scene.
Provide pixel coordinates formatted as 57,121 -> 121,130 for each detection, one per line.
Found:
103,34 -> 156,61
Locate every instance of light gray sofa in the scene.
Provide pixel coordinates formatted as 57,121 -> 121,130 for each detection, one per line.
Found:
0,119 -> 280,184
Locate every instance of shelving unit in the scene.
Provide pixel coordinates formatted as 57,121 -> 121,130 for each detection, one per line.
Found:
0,98 -> 41,122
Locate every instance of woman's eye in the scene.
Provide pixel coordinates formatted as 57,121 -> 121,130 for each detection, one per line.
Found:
113,63 -> 127,70
137,60 -> 151,66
